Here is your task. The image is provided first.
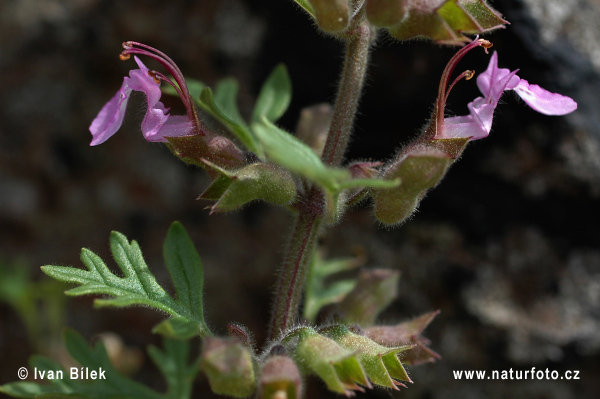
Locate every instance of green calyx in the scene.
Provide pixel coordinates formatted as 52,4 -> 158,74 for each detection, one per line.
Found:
293,328 -> 370,395
199,160 -> 297,213
200,337 -> 256,398
368,0 -> 508,45
326,325 -> 413,389
373,146 -> 451,226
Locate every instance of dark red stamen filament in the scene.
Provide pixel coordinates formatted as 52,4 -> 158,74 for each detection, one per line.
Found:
120,41 -> 195,120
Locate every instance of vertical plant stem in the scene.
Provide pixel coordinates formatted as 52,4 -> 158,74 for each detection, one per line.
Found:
268,16 -> 373,340
268,194 -> 322,340
321,19 -> 372,167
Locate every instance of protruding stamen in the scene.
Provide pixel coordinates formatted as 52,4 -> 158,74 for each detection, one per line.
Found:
432,36 -> 493,136
119,52 -> 131,61
480,39 -> 493,50
147,70 -> 162,85
445,70 -> 475,103
119,41 -> 194,121
149,70 -> 187,100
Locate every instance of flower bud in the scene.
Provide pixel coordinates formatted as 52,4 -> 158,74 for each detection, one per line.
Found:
327,325 -> 412,389
294,328 -> 370,395
258,355 -> 302,399
198,162 -> 297,213
309,0 -> 350,32
296,103 -> 332,158
336,269 -> 400,326
200,336 -> 255,397
365,310 -> 441,365
366,0 -> 408,27
166,133 -> 246,171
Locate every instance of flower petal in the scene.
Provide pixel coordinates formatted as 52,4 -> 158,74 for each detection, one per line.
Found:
514,80 -> 578,115
443,115 -> 482,139
477,52 -> 520,105
144,113 -> 194,142
141,100 -> 171,141
89,80 -> 133,146
468,97 -> 495,135
128,57 -> 162,110
443,97 -> 495,140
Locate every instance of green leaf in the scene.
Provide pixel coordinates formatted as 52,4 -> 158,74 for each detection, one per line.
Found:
305,279 -> 357,322
213,78 -> 246,127
163,222 -> 205,322
199,87 -> 263,156
251,118 -> 349,191
336,176 -> 400,190
0,330 -> 197,399
153,317 -> 203,340
148,339 -> 199,399
41,224 -> 210,337
251,64 -> 292,124
291,0 -> 316,18
303,252 -> 364,322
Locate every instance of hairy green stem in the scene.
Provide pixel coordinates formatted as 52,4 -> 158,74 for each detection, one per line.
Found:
267,16 -> 373,341
268,193 -> 323,340
321,20 -> 372,167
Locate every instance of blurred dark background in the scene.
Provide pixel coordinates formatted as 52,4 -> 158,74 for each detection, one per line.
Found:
1,0 -> 599,398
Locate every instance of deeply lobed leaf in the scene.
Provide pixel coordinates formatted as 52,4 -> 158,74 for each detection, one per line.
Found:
41,222 -> 210,338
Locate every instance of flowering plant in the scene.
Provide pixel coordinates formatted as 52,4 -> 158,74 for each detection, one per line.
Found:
1,1 -> 577,398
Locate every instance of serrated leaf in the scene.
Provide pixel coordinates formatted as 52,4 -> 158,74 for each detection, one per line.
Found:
41,224 -> 210,337
198,87 -> 262,156
148,339 -> 199,399
251,64 -> 292,123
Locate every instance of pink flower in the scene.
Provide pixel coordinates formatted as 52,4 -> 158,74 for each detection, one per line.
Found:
441,51 -> 578,140
89,54 -> 193,146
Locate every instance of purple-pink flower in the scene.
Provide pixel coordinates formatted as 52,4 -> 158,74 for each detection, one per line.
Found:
89,56 -> 193,146
441,51 -> 578,140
